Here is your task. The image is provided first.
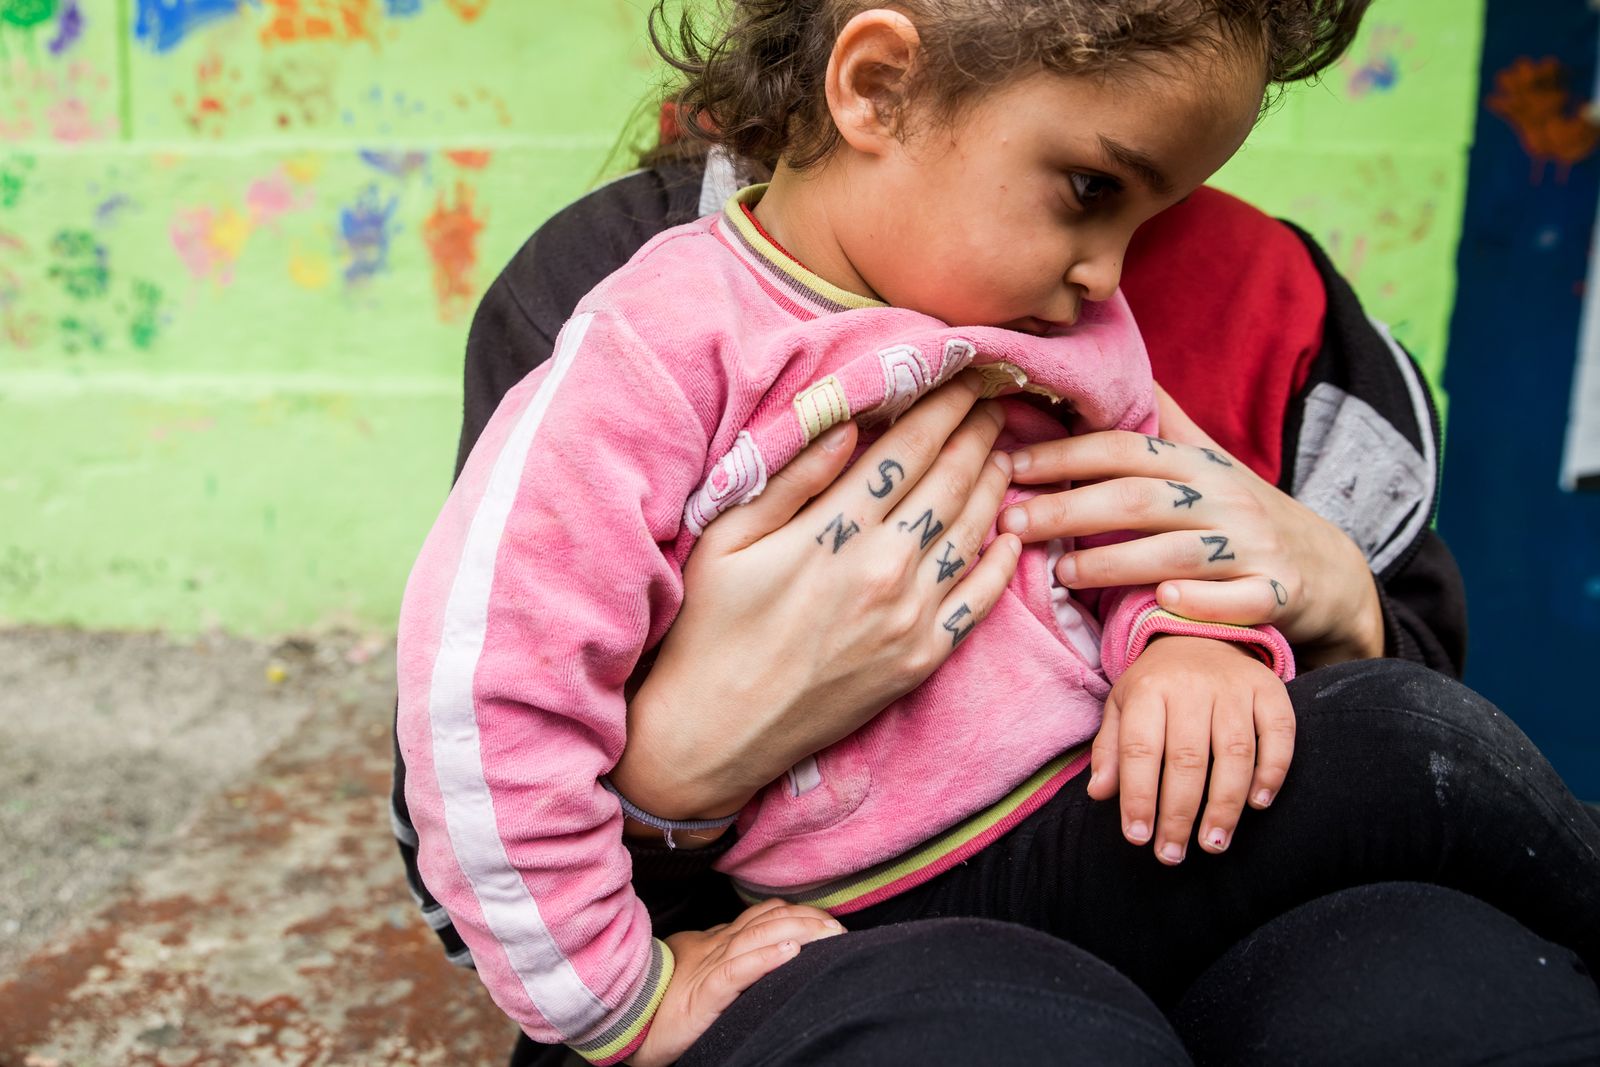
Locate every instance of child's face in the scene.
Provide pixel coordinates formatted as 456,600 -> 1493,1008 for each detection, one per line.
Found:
839,57 -> 1263,331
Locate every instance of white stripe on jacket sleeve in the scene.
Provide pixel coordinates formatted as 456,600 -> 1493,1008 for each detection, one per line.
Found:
425,312 -> 610,1039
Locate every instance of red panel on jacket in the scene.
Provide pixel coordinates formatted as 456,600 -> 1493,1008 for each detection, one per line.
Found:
1120,186 -> 1326,486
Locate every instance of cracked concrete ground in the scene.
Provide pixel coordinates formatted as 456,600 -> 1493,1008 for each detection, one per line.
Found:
0,628 -> 518,1066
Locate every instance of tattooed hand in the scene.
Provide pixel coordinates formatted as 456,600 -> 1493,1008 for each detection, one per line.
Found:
610,372 -> 1021,833
999,385 -> 1383,668
1091,635 -> 1295,863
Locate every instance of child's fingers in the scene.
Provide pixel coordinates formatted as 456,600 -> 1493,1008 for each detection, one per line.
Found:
1249,684 -> 1297,809
703,422 -> 859,553
704,913 -> 845,1011
1198,697 -> 1257,854
930,533 -> 1020,656
1153,695 -> 1212,865
1115,688 -> 1165,848
1087,696 -> 1121,800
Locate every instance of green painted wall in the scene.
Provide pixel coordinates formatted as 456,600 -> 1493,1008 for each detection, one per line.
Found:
0,1 -> 1483,635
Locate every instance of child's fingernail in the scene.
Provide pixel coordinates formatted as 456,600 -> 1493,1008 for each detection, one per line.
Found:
820,423 -> 850,450
1010,450 -> 1031,474
991,450 -> 1012,477
1207,828 -> 1228,851
1056,555 -> 1078,585
1255,789 -> 1273,807
1159,842 -> 1185,864
1002,506 -> 1028,534
827,920 -> 846,933
1087,770 -> 1101,791
1127,820 -> 1150,844
1159,584 -> 1180,607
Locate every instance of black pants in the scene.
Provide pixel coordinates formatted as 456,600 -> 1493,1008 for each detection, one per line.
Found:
844,659 -> 1600,1007
684,886 -> 1600,1066
513,660 -> 1600,1064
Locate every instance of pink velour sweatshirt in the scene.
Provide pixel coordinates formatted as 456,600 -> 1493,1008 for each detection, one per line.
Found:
395,186 -> 1293,1063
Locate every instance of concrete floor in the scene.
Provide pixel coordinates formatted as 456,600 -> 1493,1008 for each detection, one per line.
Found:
0,628 -> 517,1066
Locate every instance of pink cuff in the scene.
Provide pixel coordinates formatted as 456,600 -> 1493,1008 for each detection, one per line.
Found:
1102,596 -> 1296,683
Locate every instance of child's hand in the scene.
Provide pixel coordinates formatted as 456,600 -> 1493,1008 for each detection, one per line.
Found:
1089,635 -> 1294,864
629,898 -> 845,1066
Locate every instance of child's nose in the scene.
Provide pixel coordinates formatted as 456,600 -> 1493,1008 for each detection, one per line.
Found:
1065,248 -> 1125,303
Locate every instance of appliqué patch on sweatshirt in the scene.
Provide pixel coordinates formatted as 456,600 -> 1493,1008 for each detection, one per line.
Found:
684,429 -> 768,536
795,374 -> 850,441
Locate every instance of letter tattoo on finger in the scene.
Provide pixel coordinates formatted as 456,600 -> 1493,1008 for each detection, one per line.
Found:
1167,481 -> 1203,509
897,508 -> 945,549
935,541 -> 965,583
1145,435 -> 1178,456
1270,579 -> 1289,607
817,513 -> 861,554
867,459 -> 905,499
1200,535 -> 1235,563
942,603 -> 975,647
1200,447 -> 1234,468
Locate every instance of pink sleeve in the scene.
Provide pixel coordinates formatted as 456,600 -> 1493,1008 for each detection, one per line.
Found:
394,309 -> 709,1063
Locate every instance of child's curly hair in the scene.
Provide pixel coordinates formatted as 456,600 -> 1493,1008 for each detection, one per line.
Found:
652,0 -> 1371,169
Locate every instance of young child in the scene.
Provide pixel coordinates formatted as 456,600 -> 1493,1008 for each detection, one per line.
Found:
397,2 -> 1360,1061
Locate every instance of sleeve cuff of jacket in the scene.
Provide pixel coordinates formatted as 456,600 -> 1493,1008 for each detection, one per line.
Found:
568,938 -> 677,1065
1103,599 -> 1296,683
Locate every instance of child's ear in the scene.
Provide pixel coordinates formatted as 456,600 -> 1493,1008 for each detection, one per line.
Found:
825,9 -> 921,156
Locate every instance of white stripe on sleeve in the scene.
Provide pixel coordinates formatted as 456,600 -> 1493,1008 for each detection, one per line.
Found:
425,312 -> 610,1039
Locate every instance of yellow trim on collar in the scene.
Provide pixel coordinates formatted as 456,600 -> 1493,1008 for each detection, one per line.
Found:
724,185 -> 885,312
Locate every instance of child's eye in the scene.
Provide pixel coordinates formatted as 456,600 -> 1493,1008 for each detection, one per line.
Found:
1069,172 -> 1117,206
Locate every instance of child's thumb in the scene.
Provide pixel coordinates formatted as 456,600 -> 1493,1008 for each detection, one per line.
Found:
704,422 -> 857,552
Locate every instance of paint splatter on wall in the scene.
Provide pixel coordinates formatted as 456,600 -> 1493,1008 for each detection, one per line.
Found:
1487,56 -> 1600,183
0,2 -> 658,368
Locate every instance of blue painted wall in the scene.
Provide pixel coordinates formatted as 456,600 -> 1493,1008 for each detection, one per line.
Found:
1440,0 -> 1600,798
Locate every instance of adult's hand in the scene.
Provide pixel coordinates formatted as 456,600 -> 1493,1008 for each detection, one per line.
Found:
609,372 -> 1022,828
629,898 -> 845,1067
999,385 -> 1383,669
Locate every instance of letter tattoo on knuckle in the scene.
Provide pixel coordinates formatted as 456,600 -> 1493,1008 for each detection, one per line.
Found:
1200,447 -> 1233,468
935,541 -> 965,583
897,508 -> 945,549
817,513 -> 861,554
1200,535 -> 1235,563
942,602 -> 975,647
1145,435 -> 1178,456
1166,481 -> 1203,509
867,459 -> 905,499
1269,578 -> 1289,607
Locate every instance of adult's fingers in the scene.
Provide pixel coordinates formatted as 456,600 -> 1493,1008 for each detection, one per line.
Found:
1249,687 -> 1296,810
1055,529 -> 1249,590
812,373 -> 994,524
1198,697 -> 1257,855
1002,476 -> 1228,543
916,451 -> 1011,589
1153,696 -> 1211,866
885,403 -> 1008,555
1004,428 -> 1240,494
931,533 -> 1020,657
703,421 -> 859,553
1156,576 -> 1295,628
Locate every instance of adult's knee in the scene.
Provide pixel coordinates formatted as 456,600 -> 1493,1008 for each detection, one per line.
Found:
1175,883 -> 1600,1066
1290,658 -> 1537,770
684,920 -> 1190,1066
